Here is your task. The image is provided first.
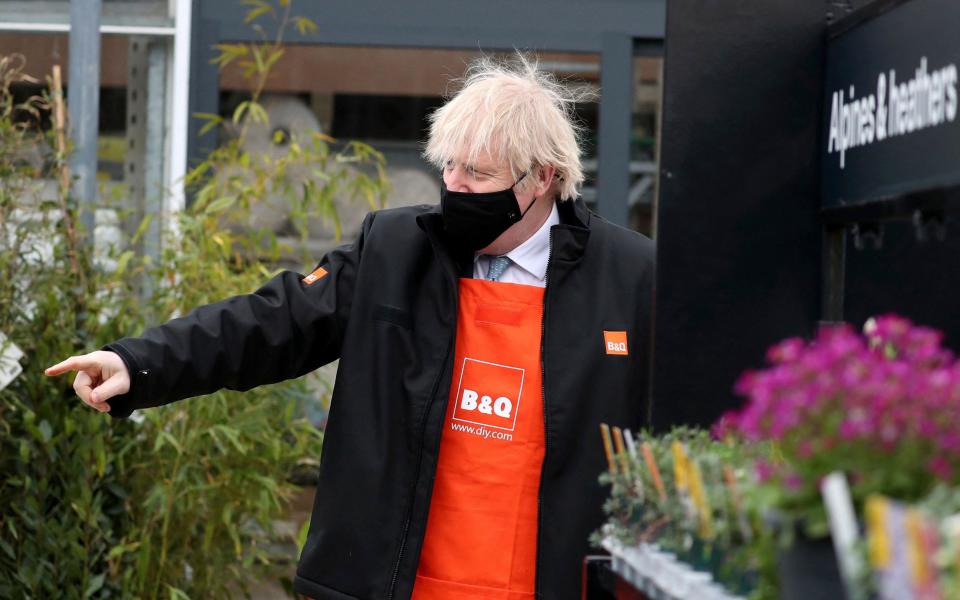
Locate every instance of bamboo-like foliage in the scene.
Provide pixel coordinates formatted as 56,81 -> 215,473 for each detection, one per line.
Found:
0,1 -> 387,597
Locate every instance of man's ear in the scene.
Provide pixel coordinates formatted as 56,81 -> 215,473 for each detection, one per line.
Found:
535,165 -> 556,196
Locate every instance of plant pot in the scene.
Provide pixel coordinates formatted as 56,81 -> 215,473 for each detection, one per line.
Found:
776,533 -> 846,600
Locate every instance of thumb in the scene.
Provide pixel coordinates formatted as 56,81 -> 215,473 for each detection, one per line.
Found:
89,372 -> 131,406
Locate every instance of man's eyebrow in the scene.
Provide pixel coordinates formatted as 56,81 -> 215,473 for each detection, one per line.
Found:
472,163 -> 497,175
449,160 -> 497,176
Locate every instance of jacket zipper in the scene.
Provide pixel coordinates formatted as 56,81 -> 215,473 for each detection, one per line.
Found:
386,240 -> 459,600
534,228 -> 554,599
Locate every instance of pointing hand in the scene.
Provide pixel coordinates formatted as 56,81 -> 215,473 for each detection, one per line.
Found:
44,351 -> 131,413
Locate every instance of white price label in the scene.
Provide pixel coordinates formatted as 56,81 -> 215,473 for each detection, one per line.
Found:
822,471 -> 864,599
0,331 -> 24,392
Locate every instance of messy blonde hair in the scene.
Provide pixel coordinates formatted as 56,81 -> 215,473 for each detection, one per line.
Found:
424,54 -> 590,201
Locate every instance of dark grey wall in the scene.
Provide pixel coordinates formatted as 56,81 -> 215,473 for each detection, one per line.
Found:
196,0 -> 665,52
652,1 -> 826,429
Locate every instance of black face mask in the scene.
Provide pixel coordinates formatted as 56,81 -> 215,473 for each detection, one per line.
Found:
440,173 -> 533,252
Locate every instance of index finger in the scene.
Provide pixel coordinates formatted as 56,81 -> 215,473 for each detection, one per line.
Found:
44,355 -> 98,376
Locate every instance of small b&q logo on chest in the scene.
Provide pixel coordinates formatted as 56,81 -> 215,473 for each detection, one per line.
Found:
603,330 -> 629,356
303,266 -> 328,285
453,358 -> 525,432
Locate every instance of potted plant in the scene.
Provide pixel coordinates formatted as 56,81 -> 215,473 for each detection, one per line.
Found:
595,427 -> 767,599
714,315 -> 960,599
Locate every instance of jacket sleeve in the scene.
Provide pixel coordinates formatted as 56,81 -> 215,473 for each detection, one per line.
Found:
102,212 -> 374,419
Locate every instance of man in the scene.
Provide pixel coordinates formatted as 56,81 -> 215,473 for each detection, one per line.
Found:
46,56 -> 655,599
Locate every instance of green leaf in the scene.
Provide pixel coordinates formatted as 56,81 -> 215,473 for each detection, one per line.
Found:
294,16 -> 319,35
213,425 -> 246,454
153,431 -> 184,455
106,542 -> 134,560
210,43 -> 248,68
167,585 -> 192,600
202,522 -> 216,553
95,434 -> 106,477
244,5 -> 272,23
262,47 -> 285,73
115,250 -> 135,276
197,113 -> 224,137
204,195 -> 237,215
137,537 -> 152,588
296,517 -> 311,553
83,573 -> 104,598
0,537 -> 15,559
252,46 -> 267,74
232,101 -> 250,125
246,101 -> 269,125
37,420 -> 52,443
130,214 -> 153,244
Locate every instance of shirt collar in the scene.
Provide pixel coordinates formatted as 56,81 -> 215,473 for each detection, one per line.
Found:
474,201 -> 559,282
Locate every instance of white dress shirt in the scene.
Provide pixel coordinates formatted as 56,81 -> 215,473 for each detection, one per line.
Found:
472,202 -> 559,288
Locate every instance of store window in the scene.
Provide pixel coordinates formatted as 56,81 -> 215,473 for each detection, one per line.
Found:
0,31 -> 132,182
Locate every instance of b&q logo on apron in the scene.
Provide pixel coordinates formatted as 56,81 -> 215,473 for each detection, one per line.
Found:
452,358 -> 525,432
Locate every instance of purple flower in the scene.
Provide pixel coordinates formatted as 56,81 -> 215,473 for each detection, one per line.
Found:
784,472 -> 804,491
716,313 -> 960,500
755,460 -> 775,483
928,456 -> 953,481
766,337 -> 806,364
711,411 -> 738,439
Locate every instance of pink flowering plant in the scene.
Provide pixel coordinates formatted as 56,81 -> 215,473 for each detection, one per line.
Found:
715,315 -> 960,536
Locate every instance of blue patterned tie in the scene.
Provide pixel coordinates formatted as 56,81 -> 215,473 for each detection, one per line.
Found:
486,255 -> 511,281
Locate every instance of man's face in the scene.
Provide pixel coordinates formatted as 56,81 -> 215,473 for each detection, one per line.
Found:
441,151 -> 552,256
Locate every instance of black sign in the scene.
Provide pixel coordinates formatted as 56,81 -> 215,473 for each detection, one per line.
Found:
821,0 -> 960,209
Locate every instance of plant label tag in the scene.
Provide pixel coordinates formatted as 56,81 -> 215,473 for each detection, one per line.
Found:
599,423 -> 617,473
822,471 -> 864,597
641,442 -> 667,501
0,331 -> 24,392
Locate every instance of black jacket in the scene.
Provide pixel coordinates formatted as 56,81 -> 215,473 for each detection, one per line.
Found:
105,199 -> 655,599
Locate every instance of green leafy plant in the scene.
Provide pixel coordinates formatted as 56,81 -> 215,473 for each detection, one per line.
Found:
0,1 -> 388,598
594,426 -> 774,598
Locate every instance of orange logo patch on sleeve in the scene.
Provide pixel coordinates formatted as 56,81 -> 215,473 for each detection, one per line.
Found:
603,330 -> 629,356
303,266 -> 328,285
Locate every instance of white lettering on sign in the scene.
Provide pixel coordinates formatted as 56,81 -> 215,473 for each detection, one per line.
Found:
827,57 -> 959,169
607,341 -> 627,353
460,388 -> 513,419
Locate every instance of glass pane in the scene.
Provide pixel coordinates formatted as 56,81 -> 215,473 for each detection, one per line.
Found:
631,56 -> 663,237
0,31 -> 132,181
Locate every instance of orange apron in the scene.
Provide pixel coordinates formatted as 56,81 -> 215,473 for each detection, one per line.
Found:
412,278 -> 546,600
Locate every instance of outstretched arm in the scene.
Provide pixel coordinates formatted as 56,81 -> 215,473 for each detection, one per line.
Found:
45,212 -> 373,418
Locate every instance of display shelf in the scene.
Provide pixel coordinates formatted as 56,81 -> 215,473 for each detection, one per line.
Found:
601,537 -> 747,600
